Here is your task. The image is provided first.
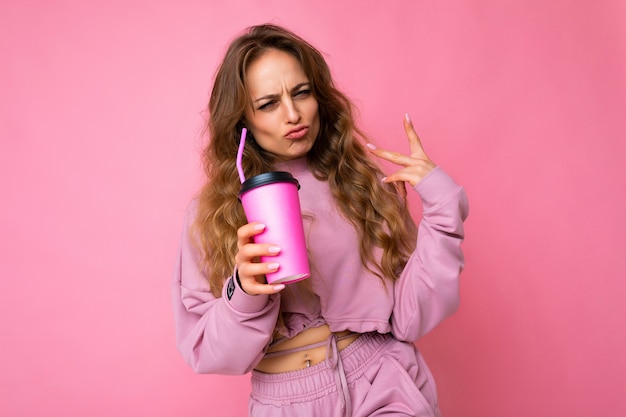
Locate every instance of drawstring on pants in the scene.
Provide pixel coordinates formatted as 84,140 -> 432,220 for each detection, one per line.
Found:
326,334 -> 352,417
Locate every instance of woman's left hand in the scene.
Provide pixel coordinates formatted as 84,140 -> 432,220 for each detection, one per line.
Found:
366,113 -> 436,187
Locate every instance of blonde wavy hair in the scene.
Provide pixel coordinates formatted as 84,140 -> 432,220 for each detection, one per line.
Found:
193,24 -> 417,297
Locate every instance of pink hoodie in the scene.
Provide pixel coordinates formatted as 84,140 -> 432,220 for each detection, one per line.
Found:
172,159 -> 469,375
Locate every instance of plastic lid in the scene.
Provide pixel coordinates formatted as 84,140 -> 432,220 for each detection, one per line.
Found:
239,171 -> 300,196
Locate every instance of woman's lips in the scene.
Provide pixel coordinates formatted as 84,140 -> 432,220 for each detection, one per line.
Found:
285,126 -> 309,139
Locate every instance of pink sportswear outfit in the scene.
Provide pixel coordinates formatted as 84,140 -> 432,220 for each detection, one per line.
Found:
172,157 -> 469,416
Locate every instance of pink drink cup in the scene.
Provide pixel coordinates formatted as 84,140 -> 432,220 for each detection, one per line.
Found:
239,172 -> 310,285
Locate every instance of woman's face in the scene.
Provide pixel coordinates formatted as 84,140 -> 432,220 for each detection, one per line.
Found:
243,49 -> 320,161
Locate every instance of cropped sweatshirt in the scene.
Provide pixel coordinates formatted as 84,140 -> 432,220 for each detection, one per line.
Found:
172,157 -> 469,375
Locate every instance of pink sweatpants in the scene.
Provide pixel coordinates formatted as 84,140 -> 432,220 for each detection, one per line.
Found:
249,332 -> 442,417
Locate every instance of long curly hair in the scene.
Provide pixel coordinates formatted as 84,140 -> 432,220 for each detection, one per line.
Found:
193,24 -> 417,297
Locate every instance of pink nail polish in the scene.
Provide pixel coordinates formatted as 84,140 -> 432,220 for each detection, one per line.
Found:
268,262 -> 280,270
366,143 -> 377,150
268,246 -> 281,254
404,113 -> 412,124
273,284 -> 285,291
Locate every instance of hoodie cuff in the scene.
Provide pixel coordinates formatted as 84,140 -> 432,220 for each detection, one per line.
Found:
413,167 -> 463,210
222,271 -> 270,314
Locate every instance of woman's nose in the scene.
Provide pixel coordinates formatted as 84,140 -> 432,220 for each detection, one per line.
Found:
284,99 -> 301,123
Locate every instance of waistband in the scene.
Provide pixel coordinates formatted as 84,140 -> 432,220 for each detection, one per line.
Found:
251,331 -> 394,403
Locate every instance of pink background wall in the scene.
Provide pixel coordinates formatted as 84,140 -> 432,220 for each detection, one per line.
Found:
2,1 -> 625,416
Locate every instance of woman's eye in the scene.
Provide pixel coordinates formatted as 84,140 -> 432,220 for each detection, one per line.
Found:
258,101 -> 278,111
294,89 -> 311,98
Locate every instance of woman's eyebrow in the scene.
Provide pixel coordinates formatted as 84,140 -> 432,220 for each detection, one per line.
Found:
291,82 -> 311,92
253,82 -> 311,103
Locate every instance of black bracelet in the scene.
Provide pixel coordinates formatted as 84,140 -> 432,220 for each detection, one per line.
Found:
234,270 -> 249,294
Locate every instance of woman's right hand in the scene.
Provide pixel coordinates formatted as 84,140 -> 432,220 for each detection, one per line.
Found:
235,222 -> 286,295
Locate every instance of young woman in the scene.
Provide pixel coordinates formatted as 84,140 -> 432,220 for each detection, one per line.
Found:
172,24 -> 469,417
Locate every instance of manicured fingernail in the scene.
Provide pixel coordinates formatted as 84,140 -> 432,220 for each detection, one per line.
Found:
381,177 -> 388,182
268,263 -> 280,271
268,246 -> 281,254
273,284 -> 285,291
404,113 -> 412,124
254,223 -> 266,231
366,143 -> 377,150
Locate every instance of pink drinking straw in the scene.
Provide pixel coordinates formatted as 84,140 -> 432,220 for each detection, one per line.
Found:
236,128 -> 247,183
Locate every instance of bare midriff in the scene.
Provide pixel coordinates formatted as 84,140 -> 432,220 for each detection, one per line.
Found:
254,324 -> 359,374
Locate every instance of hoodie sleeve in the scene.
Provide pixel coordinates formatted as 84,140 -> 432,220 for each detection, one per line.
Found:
171,201 -> 281,375
391,167 -> 469,342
